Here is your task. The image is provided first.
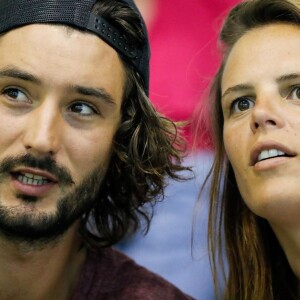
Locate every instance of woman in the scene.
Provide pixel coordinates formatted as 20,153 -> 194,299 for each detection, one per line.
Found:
202,0 -> 300,299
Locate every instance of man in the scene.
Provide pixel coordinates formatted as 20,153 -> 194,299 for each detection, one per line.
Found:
0,0 -> 193,299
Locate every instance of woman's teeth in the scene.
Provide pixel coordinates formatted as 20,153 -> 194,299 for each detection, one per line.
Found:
258,149 -> 286,162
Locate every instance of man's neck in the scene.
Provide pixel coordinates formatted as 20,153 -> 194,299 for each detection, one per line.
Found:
0,223 -> 86,300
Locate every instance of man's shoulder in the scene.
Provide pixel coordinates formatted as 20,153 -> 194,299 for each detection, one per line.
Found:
72,246 -> 194,300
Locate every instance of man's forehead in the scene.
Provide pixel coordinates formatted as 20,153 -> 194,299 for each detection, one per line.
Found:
0,23 -> 90,41
0,24 -> 126,103
0,0 -> 150,94
0,23 -> 116,52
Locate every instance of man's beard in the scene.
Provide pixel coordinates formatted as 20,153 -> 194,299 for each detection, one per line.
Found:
0,154 -> 106,247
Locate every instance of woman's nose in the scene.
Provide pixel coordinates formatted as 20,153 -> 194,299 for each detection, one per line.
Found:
250,97 -> 285,133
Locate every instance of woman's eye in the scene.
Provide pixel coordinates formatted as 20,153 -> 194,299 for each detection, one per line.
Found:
231,97 -> 254,112
69,102 -> 98,116
3,88 -> 29,103
288,86 -> 300,100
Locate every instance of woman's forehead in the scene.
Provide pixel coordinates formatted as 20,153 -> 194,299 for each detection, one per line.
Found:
221,23 -> 300,92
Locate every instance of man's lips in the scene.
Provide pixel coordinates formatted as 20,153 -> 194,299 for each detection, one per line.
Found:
10,168 -> 58,197
250,142 -> 297,166
10,168 -> 58,183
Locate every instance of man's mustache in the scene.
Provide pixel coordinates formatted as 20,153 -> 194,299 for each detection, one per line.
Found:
0,154 -> 74,186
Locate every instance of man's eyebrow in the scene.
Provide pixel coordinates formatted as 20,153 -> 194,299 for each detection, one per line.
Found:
222,84 -> 253,98
0,66 -> 41,84
0,66 -> 117,105
276,73 -> 300,83
72,85 -> 116,105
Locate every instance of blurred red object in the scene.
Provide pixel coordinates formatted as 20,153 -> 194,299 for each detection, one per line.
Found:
137,0 -> 240,149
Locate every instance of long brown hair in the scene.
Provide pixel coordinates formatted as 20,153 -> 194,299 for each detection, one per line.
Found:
77,0 -> 189,247
201,0 -> 300,299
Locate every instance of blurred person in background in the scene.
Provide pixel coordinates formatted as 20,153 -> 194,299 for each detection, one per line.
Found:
117,0 -> 239,299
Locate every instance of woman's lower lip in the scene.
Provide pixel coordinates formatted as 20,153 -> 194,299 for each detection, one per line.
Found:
253,156 -> 292,171
11,176 -> 56,197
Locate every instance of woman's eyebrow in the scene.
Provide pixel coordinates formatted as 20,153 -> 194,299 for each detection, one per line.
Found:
276,73 -> 300,84
222,83 -> 253,98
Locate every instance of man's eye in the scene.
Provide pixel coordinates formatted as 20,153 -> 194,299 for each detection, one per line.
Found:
3,88 -> 29,103
69,102 -> 98,116
231,97 -> 254,112
288,86 -> 300,100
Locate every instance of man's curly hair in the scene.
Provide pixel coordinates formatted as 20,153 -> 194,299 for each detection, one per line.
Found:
80,0 -> 189,247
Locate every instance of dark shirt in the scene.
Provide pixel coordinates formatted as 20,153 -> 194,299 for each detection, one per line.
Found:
71,247 -> 194,299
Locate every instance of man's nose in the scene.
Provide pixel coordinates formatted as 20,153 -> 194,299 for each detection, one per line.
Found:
22,102 -> 62,156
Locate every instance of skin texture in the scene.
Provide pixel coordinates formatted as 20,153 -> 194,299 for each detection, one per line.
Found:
0,24 -> 123,214
135,0 -> 158,26
221,23 -> 300,281
0,24 -> 124,299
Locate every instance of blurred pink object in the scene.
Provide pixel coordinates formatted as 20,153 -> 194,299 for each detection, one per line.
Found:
143,0 -> 240,148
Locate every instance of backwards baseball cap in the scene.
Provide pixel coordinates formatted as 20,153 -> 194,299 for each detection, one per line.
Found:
0,0 -> 150,94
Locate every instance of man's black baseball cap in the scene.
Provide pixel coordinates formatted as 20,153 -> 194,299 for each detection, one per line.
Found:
0,0 -> 150,94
